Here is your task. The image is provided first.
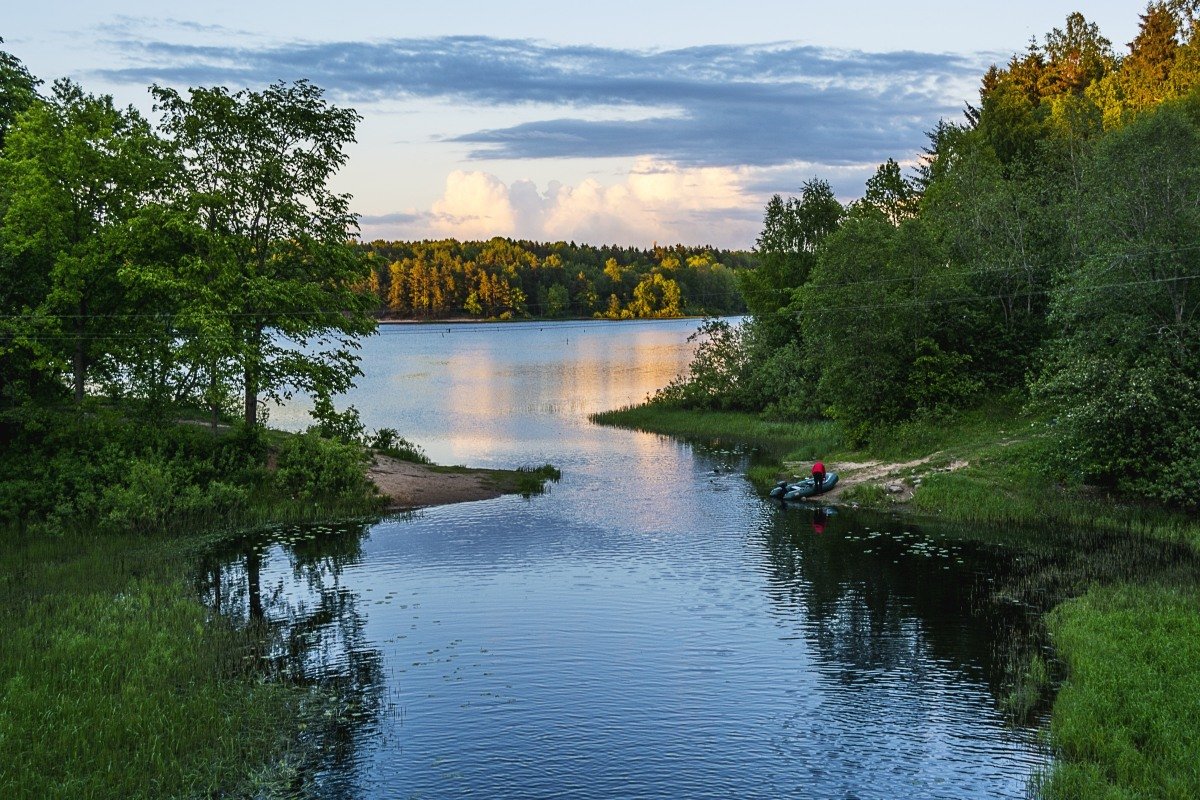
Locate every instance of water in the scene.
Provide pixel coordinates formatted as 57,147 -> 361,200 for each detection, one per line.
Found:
206,318 -> 1048,798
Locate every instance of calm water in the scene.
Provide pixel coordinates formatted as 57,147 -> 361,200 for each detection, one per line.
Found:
207,318 -> 1048,798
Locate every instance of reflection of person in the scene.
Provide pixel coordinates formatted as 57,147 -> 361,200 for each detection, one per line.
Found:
812,508 -> 828,535
811,460 -> 826,489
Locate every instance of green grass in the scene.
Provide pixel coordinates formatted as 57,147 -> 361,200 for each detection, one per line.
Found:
1042,584 -> 1200,800
0,531 -> 307,799
591,404 -> 842,457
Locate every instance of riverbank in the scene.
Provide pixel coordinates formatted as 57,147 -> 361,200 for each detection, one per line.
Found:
0,529 -> 307,798
591,398 -> 1200,799
368,454 -> 561,510
0,400 -> 560,797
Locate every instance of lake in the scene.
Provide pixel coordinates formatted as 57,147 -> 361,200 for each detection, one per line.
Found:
206,318 -> 1048,798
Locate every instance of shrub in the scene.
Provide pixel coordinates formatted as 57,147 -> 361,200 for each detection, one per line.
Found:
368,427 -> 430,464
274,431 -> 374,502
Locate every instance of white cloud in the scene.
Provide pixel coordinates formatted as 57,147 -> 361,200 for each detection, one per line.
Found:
407,158 -> 761,248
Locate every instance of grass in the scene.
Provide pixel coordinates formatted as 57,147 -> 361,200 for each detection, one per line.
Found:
0,530 -> 308,799
1042,584 -> 1200,800
591,404 -> 842,457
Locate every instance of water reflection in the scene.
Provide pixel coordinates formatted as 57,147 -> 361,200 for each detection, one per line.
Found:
197,521 -> 387,790
216,319 -> 1061,798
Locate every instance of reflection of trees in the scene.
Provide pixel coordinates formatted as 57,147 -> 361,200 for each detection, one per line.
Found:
759,508 -> 1029,700
196,520 -> 385,789
759,506 -> 1200,719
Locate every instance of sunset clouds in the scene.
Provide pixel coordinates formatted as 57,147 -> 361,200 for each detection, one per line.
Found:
359,159 -> 768,246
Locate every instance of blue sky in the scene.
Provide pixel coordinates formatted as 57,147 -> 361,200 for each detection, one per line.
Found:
4,2 -> 1144,248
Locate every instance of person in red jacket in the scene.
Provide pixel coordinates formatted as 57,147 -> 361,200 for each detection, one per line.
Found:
811,460 -> 826,489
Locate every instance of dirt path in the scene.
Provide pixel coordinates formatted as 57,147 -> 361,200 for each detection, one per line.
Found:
780,455 -> 970,503
367,455 -> 507,510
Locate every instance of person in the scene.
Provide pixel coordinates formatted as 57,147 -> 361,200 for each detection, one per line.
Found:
811,460 -> 826,489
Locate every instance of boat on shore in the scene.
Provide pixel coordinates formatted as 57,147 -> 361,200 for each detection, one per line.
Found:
769,473 -> 839,501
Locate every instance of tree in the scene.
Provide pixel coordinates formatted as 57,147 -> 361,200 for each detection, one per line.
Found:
1,80 -> 160,403
1040,12 -> 1115,96
151,80 -> 376,428
857,159 -> 918,225
0,39 -> 40,150
740,181 -> 842,317
1032,103 -> 1200,505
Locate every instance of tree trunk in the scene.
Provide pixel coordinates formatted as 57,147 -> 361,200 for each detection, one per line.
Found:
243,324 -> 263,427
72,326 -> 86,404
243,365 -> 257,427
210,370 -> 220,436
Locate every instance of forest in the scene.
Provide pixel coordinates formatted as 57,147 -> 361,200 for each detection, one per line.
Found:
658,3 -> 1200,509
358,238 -> 750,320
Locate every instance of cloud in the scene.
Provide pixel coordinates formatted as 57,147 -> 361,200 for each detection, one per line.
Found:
366,158 -> 768,248
93,33 -> 989,169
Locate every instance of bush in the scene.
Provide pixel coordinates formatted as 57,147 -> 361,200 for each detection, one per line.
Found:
368,427 -> 430,464
274,431 -> 374,502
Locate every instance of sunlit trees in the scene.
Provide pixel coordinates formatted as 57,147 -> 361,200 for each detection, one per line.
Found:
1033,102 -> 1200,504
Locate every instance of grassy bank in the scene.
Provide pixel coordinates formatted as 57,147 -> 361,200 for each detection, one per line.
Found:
1043,585 -> 1200,799
595,399 -> 1200,547
590,404 -> 842,456
593,397 -> 1200,798
0,530 -> 308,799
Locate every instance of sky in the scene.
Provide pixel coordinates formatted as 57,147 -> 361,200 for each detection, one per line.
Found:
4,2 -> 1146,249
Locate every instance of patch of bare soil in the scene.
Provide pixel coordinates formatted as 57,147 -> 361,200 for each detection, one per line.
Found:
367,454 -> 505,511
781,455 -> 970,503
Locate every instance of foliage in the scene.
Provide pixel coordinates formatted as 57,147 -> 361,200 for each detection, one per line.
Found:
1031,102 -> 1200,507
363,237 -> 749,320
651,317 -> 749,410
368,427 -> 431,464
273,430 -> 375,503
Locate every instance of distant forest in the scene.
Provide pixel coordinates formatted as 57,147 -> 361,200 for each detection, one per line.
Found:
357,239 -> 752,320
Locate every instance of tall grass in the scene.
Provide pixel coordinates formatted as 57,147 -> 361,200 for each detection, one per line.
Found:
1042,584 -> 1200,799
0,531 -> 306,799
591,404 -> 843,457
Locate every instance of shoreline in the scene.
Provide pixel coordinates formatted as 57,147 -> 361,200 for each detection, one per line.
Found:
366,454 -> 560,510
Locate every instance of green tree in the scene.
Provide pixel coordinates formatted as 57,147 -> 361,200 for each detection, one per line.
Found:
0,38 -> 40,150
1033,102 -> 1200,505
151,80 -> 376,428
740,181 -> 842,317
857,159 -> 918,226
1,80 -> 160,403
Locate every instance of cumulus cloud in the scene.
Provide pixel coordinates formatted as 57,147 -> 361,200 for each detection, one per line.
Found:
364,159 -> 791,248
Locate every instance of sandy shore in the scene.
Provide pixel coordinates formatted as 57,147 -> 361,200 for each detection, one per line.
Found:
367,454 -> 511,510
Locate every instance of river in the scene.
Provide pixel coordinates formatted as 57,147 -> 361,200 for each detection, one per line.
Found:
203,318 -> 1048,798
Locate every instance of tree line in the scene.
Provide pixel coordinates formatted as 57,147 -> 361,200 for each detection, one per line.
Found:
358,238 -> 751,320
661,4 -> 1200,508
0,43 -> 375,431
